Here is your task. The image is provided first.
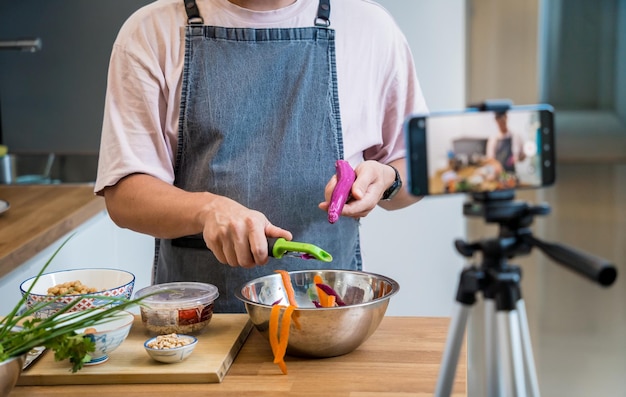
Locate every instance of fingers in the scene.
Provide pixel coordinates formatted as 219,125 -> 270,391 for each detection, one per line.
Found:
206,221 -> 266,268
320,160 -> 391,219
201,199 -> 292,268
246,223 -> 292,266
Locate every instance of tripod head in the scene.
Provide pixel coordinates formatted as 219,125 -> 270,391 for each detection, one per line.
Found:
455,190 -> 617,287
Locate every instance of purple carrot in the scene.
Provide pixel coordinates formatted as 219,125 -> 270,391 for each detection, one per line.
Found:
328,160 -> 355,224
315,283 -> 346,306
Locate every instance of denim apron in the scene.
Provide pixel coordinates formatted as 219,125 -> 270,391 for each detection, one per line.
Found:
495,137 -> 514,172
153,0 -> 361,313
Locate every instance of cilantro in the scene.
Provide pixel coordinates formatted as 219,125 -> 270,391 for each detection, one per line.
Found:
0,234 -> 150,373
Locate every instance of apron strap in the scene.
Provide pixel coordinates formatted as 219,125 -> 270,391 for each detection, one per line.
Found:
183,0 -> 204,25
315,0 -> 331,27
183,0 -> 329,27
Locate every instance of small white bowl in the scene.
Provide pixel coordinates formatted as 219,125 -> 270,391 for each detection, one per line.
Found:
144,335 -> 198,363
56,310 -> 135,365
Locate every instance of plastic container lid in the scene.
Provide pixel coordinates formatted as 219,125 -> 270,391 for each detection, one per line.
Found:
134,282 -> 219,308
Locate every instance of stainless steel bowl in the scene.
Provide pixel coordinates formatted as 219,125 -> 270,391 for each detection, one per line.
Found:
235,269 -> 399,358
0,355 -> 25,396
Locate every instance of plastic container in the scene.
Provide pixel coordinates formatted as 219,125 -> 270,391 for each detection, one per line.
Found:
134,282 -> 219,335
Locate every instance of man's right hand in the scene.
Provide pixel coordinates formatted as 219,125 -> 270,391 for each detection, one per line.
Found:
198,195 -> 292,267
103,173 -> 292,268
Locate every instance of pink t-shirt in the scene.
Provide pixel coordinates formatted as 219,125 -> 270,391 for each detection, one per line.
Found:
95,0 -> 428,194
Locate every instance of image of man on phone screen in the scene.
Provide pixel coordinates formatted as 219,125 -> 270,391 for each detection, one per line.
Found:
486,111 -> 527,173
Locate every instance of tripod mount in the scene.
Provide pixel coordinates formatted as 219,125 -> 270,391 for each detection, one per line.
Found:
435,190 -> 617,397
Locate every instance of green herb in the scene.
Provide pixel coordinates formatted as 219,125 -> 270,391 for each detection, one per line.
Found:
0,234 -> 152,372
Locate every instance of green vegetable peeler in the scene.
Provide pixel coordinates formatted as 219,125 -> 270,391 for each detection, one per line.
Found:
171,236 -> 333,262
269,238 -> 333,262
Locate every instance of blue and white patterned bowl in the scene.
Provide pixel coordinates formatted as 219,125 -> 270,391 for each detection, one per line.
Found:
20,268 -> 135,318
144,335 -> 198,363
57,310 -> 135,365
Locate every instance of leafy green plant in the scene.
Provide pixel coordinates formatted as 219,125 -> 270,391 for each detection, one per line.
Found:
0,235 -> 151,372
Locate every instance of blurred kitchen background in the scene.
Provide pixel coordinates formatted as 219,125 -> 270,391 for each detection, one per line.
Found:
1,1 -> 625,396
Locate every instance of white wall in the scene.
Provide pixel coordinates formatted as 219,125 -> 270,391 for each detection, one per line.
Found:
362,1 -> 467,316
378,1 -> 466,111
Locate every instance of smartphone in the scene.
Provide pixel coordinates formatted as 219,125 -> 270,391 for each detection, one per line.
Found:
405,104 -> 555,196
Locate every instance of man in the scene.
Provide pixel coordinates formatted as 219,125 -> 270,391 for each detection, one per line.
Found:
95,0 -> 427,312
486,111 -> 526,173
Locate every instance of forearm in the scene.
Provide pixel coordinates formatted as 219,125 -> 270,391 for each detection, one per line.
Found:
103,173 -> 293,267
103,173 -> 212,239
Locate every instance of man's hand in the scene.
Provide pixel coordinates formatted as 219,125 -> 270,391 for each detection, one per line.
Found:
318,158 -> 420,220
199,195 -> 292,267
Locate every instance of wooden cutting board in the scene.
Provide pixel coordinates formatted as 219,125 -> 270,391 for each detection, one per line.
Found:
17,314 -> 253,385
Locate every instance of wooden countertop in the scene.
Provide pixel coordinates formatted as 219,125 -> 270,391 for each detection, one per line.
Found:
11,317 -> 467,396
0,185 -> 105,279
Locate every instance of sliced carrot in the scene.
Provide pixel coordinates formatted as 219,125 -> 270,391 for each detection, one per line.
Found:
315,285 -> 323,306
276,358 -> 288,375
268,304 -> 296,375
315,283 -> 346,306
269,271 -> 301,374
313,275 -> 330,307
273,305 -> 295,375
275,270 -> 298,307
291,310 -> 301,330
269,304 -> 282,357
319,288 -> 335,307
377,280 -> 385,299
274,269 -> 301,329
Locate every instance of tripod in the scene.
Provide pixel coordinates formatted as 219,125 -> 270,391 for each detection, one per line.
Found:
434,190 -> 617,397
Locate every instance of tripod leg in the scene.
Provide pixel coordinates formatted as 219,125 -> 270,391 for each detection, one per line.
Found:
484,299 -> 501,397
496,310 -> 527,397
516,299 -> 541,397
435,303 -> 472,397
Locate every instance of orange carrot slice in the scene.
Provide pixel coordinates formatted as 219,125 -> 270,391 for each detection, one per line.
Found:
274,269 -> 301,329
275,270 -> 298,307
269,304 -> 281,356
314,275 -> 338,307
377,280 -> 385,299
319,287 -> 332,307
273,305 -> 295,374
313,275 -> 330,307
269,270 -> 302,374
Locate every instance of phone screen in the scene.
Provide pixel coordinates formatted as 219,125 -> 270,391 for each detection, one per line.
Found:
405,105 -> 555,196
